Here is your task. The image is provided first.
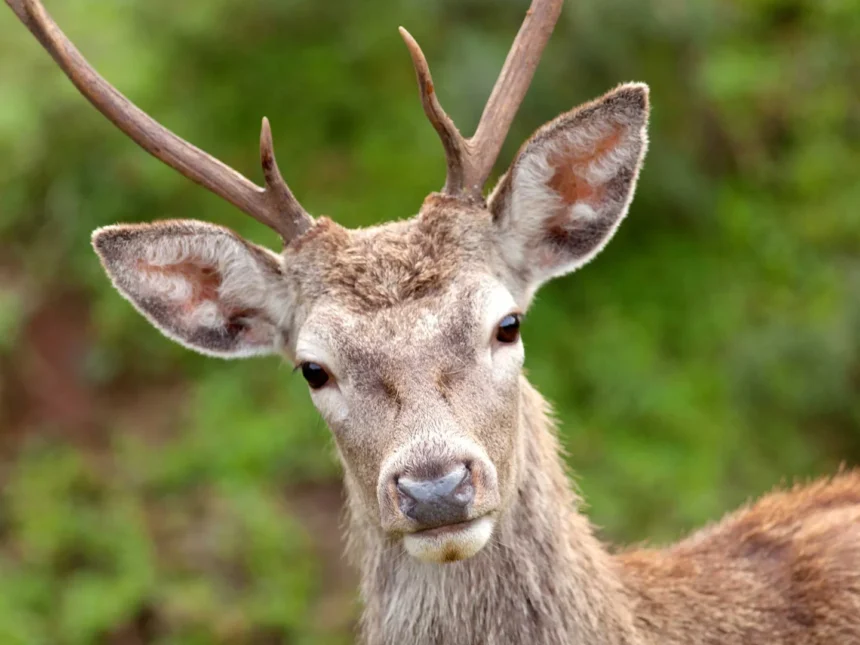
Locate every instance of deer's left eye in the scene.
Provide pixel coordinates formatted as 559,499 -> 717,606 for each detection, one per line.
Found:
301,362 -> 331,389
495,313 -> 522,344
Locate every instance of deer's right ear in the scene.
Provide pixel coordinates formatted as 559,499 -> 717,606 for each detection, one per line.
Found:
488,83 -> 649,299
92,221 -> 293,359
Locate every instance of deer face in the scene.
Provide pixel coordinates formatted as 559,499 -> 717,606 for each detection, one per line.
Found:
92,85 -> 649,563
290,210 -> 524,563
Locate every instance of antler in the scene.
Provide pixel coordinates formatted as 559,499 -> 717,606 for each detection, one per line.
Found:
400,0 -> 563,202
5,0 -> 313,243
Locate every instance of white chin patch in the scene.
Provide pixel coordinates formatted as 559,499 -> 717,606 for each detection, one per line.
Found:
403,516 -> 495,563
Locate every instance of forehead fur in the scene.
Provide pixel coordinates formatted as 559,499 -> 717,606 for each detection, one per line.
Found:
286,194 -> 494,311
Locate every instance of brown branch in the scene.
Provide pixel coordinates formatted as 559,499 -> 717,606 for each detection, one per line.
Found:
399,27 -> 468,196
5,0 -> 313,242
401,0 -> 563,201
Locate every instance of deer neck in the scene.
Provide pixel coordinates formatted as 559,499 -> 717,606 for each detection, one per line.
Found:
349,377 -> 640,645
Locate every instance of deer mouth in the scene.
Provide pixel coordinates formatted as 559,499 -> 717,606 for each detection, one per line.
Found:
414,518 -> 481,537
402,515 -> 495,563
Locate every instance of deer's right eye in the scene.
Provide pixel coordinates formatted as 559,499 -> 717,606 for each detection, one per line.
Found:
301,362 -> 331,389
495,313 -> 522,344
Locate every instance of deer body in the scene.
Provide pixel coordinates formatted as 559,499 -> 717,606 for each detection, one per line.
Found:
622,472 -> 860,645
354,375 -> 860,645
353,369 -> 860,645
8,0 -> 860,643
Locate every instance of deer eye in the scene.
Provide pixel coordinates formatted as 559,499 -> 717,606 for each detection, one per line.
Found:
495,313 -> 522,344
301,362 -> 331,389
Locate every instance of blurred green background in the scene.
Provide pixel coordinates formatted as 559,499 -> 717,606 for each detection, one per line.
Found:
1,0 -> 859,642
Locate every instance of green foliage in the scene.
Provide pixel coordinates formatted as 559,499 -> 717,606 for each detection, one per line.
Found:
0,0 -> 858,642
0,436 -> 328,643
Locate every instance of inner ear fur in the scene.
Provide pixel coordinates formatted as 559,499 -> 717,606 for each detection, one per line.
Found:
489,83 -> 650,294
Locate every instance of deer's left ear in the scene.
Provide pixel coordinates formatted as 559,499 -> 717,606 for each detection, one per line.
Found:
92,220 -> 293,359
488,83 -> 649,298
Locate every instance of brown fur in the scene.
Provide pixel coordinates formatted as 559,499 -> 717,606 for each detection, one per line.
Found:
620,472 -> 860,644
350,374 -> 860,645
547,127 -> 621,206
351,380 -> 640,645
286,196 -> 493,312
138,260 -> 222,312
87,83 -> 860,644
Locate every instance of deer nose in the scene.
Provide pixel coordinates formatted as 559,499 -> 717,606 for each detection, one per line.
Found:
395,463 -> 474,529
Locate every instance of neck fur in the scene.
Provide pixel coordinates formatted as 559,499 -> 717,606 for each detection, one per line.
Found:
347,378 -> 640,645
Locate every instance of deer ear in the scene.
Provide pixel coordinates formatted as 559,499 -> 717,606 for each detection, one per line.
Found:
488,83 -> 649,298
92,220 -> 291,358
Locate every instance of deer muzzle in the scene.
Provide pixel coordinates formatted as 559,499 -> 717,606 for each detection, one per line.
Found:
378,439 -> 501,563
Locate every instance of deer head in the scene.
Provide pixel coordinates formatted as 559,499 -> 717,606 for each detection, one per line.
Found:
8,0 -> 649,563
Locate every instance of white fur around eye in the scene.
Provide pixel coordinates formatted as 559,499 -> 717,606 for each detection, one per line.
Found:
492,334 -> 524,380
296,331 -> 350,424
482,284 -> 520,341
481,283 -> 525,380
295,361 -> 348,424
308,384 -> 349,425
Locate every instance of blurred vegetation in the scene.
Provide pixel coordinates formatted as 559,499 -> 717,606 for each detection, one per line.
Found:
1,0 -> 859,642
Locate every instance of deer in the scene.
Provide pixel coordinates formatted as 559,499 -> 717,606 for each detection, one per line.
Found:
8,0 -> 860,643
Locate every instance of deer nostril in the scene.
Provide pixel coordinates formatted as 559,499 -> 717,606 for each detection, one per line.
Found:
395,463 -> 474,529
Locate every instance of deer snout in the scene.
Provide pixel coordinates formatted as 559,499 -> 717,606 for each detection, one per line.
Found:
396,463 -> 474,529
376,439 -> 502,550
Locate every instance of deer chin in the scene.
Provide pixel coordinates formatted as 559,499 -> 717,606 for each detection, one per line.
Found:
402,516 -> 495,563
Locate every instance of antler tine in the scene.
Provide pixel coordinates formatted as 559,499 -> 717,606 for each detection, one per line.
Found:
259,118 -> 312,240
398,27 -> 468,196
402,0 -> 563,201
6,0 -> 313,243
